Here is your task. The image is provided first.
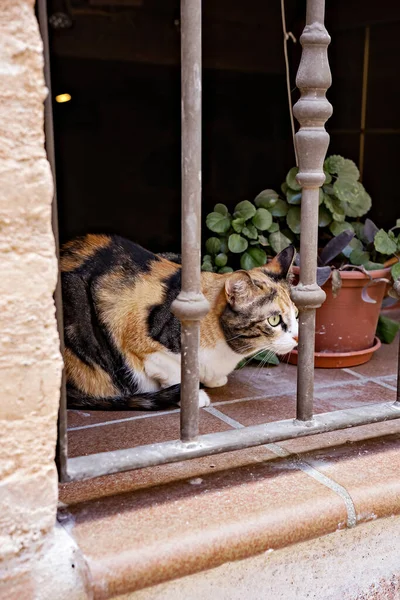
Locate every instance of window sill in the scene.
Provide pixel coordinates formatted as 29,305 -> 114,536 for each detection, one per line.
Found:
58,326 -> 400,598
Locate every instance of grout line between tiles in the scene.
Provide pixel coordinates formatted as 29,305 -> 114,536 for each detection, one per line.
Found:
344,368 -> 398,391
342,368 -> 365,380
294,461 -> 357,528
68,409 -> 181,431
66,371 -> 397,432
205,406 -> 357,529
366,379 -> 397,392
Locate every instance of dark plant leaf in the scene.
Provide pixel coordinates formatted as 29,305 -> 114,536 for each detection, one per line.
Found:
376,315 -> 400,344
251,351 -> 280,365
319,230 -> 355,266
364,218 -> 379,244
316,266 -> 332,286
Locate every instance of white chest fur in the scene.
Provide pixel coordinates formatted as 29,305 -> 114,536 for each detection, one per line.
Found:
143,340 -> 242,391
199,341 -> 242,388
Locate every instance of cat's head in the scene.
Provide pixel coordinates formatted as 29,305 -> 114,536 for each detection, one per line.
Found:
220,246 -> 298,357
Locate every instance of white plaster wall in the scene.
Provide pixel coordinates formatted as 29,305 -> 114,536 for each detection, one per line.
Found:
0,0 -> 67,593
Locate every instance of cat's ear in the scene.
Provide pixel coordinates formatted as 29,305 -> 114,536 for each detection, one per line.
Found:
265,245 -> 296,279
225,270 -> 257,308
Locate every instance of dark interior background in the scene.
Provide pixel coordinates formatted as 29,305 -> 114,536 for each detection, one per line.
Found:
47,0 -> 400,252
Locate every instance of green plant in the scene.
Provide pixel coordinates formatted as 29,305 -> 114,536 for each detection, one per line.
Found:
203,155 -> 400,283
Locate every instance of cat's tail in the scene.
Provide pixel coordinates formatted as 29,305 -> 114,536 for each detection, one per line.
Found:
67,384 -> 181,411
67,384 -> 210,411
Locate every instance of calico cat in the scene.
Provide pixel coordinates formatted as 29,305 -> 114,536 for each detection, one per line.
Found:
61,234 -> 298,411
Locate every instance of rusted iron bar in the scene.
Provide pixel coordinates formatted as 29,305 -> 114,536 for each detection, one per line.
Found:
171,0 -> 209,442
291,0 -> 332,422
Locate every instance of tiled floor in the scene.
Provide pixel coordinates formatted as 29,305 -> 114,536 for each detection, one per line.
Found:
59,312 -> 400,597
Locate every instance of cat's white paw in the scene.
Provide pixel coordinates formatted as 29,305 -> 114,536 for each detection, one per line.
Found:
198,390 -> 211,408
203,376 -> 228,388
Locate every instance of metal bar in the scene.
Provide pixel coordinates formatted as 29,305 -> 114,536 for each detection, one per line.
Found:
291,0 -> 332,422
66,401 -> 400,481
171,0 -> 209,442
397,334 -> 400,403
37,0 -> 68,482
359,26 -> 370,181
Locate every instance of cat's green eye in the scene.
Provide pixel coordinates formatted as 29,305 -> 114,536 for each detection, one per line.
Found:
295,307 -> 299,319
267,315 -> 281,327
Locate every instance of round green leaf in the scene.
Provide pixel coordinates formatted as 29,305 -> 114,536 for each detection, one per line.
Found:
258,234 -> 270,246
374,229 -> 397,255
333,180 -> 371,218
323,194 -> 346,222
391,262 -> 400,280
286,188 -> 302,205
337,158 -> 360,182
269,231 -> 293,254
324,155 -> 346,175
268,222 -> 279,233
201,260 -> 214,272
350,249 -> 370,266
353,222 -> 367,244
205,237 -> 221,255
240,248 -> 267,270
329,221 -> 354,236
286,167 -> 301,191
234,200 -> 256,220
206,212 -> 231,233
252,208 -> 273,231
242,224 -> 258,239
269,198 -> 289,217
218,266 -> 234,274
286,206 -> 301,234
364,261 -> 385,271
281,182 -> 288,195
342,237 -> 363,258
214,203 -> 229,215
228,234 -> 248,253
254,189 -> 279,209
215,253 -> 228,267
318,205 -> 332,227
232,218 -> 246,233
324,171 -> 332,184
319,188 -> 324,205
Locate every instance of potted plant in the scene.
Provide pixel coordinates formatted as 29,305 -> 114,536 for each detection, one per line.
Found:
202,155 -> 400,368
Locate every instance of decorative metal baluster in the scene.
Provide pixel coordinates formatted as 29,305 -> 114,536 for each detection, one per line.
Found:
291,0 -> 332,422
172,0 -> 209,442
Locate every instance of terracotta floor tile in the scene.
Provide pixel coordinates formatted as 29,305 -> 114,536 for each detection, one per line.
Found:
349,336 -> 399,377
208,363 -> 358,406
68,410 -> 230,458
67,406 -> 179,429
295,432 -> 400,524
61,457 -> 347,597
216,381 -> 396,429
67,364 -> 358,431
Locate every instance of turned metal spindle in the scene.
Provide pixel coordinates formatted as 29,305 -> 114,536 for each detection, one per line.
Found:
291,0 -> 333,422
171,0 -> 209,442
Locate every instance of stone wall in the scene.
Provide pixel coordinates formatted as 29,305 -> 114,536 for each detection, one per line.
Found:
0,1 -> 76,597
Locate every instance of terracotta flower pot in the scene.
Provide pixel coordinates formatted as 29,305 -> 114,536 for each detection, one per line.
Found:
288,266 -> 390,368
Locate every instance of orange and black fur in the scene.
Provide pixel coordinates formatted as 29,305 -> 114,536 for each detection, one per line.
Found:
61,235 -> 298,411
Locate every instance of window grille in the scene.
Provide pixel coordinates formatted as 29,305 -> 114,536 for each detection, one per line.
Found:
38,0 -> 400,483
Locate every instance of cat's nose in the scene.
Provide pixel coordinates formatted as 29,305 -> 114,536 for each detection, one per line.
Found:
293,335 -> 298,342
